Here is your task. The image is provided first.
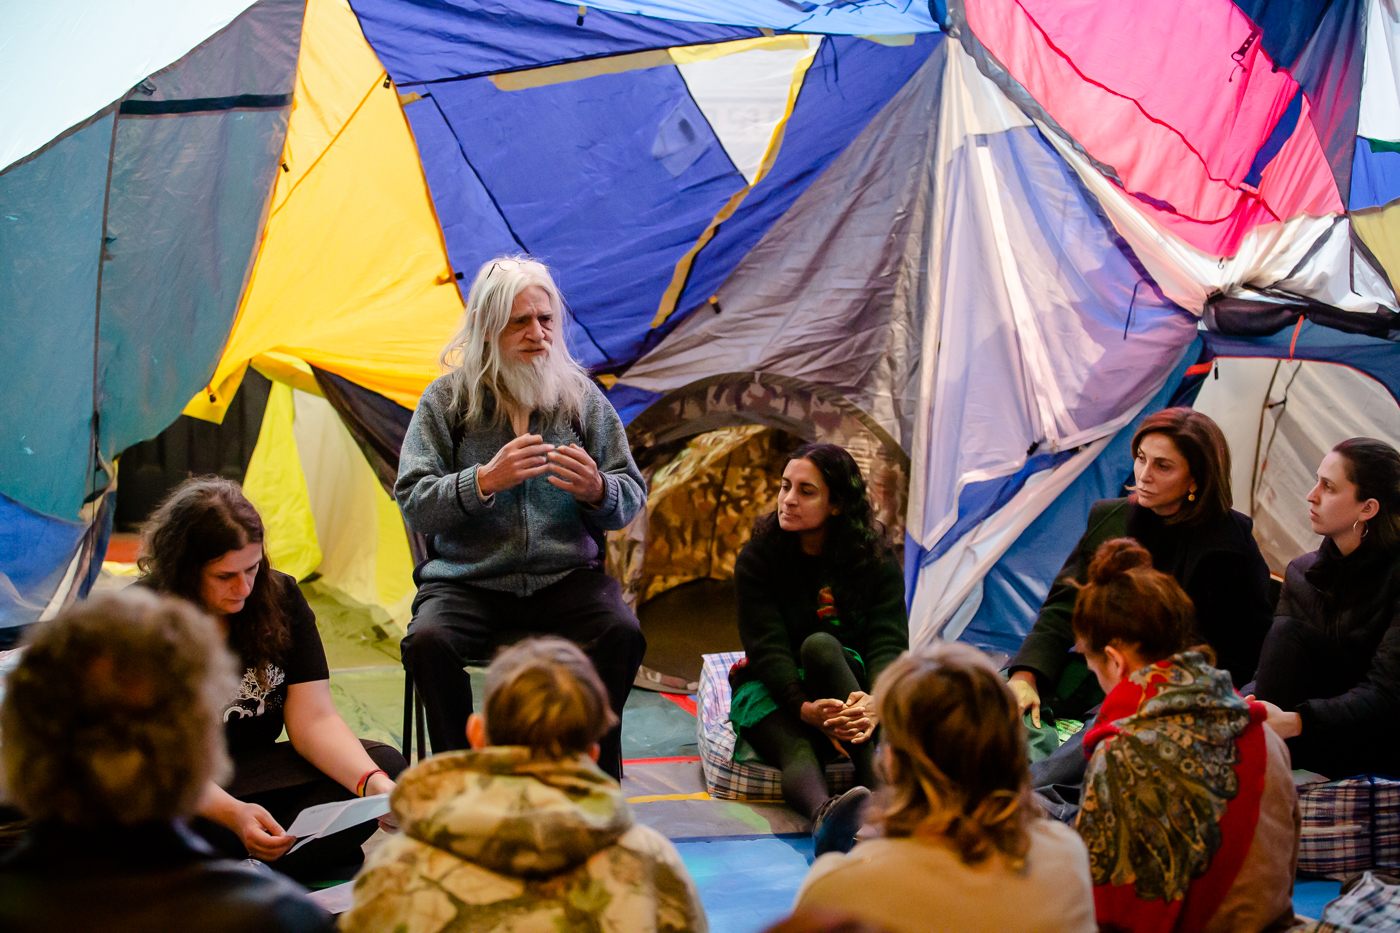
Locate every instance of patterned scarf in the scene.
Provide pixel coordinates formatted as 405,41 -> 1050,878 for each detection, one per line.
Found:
1078,650 -> 1269,933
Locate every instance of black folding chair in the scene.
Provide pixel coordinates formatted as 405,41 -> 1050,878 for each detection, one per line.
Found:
401,671 -> 429,764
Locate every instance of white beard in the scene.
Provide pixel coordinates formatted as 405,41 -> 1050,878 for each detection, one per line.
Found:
497,351 -> 564,413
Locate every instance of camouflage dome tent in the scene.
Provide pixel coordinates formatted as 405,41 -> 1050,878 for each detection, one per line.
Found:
607,374 -> 910,691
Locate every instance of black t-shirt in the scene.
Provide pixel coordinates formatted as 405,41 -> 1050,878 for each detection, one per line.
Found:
222,572 -> 329,755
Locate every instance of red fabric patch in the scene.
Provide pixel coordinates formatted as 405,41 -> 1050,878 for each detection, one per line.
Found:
1175,705 -> 1269,931
661,693 -> 698,717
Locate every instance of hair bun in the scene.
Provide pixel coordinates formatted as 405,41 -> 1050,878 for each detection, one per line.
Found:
1087,538 -> 1152,585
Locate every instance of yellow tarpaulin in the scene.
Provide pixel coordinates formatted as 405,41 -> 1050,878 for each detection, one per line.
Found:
241,382 -> 323,581
242,385 -> 416,629
185,0 -> 462,423
1353,203 -> 1400,294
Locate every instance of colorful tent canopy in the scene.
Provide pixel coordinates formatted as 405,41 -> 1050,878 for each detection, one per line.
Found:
4,0 -> 1399,651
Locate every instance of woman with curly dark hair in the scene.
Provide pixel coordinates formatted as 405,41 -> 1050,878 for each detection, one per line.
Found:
730,444 -> 907,855
139,477 -> 405,882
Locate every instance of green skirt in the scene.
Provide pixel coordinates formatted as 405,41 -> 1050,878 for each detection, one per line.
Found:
728,648 -> 865,733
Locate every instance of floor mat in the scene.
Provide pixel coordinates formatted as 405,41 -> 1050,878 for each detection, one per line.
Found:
623,759 -> 809,839
329,665 -> 699,760
302,583 -> 401,670
676,836 -> 813,933
1293,879 -> 1342,921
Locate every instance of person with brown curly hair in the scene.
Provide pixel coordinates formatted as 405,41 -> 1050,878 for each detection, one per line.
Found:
1073,539 -> 1298,933
139,476 -> 405,881
0,589 -> 332,933
793,642 -> 1094,933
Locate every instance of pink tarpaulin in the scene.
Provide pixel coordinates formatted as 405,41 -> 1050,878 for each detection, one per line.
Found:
964,0 -> 1343,255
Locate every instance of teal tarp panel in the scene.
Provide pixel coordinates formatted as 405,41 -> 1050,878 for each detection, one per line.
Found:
0,0 -> 302,522
0,115 -> 112,520
98,0 -> 302,503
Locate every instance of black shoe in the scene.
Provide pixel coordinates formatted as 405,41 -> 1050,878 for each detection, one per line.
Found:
812,786 -> 871,857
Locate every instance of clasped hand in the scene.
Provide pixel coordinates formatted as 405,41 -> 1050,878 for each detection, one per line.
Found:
477,434 -> 604,505
802,691 -> 877,744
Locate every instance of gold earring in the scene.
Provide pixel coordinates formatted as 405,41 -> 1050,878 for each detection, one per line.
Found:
1188,491 -> 1196,502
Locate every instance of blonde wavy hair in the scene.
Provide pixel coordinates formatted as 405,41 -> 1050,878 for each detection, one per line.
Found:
872,643 -> 1033,867
0,589 -> 238,826
440,255 -> 593,427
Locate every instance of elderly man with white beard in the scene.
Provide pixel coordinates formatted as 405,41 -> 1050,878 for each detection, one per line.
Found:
395,256 -> 647,779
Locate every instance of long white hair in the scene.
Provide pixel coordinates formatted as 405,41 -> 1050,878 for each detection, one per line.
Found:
440,255 -> 593,427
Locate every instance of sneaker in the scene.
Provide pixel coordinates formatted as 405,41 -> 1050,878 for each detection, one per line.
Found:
812,785 -> 871,857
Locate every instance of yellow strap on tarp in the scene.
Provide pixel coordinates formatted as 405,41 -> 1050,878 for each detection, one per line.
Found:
649,40 -> 819,329
489,34 -> 808,92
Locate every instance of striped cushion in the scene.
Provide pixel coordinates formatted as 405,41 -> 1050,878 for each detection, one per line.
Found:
697,651 -> 853,802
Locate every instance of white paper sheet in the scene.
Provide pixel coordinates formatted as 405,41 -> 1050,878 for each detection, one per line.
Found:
307,880 -> 356,914
285,793 -> 389,854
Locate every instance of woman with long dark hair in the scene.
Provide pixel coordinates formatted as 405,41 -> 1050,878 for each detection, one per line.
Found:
1008,408 -> 1273,726
1253,437 -> 1400,778
139,477 -> 405,881
730,443 -> 908,855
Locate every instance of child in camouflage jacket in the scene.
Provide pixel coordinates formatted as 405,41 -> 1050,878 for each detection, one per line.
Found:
339,638 -> 706,933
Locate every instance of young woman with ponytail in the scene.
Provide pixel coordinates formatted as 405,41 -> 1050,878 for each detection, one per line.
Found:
1252,437 -> 1400,778
1073,539 -> 1298,933
794,642 -> 1096,933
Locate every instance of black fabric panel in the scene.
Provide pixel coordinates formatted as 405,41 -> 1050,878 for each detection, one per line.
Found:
1203,295 -> 1400,339
310,369 -> 428,566
310,369 -> 412,494
114,370 -> 272,531
1202,298 -> 1301,337
119,94 -> 292,115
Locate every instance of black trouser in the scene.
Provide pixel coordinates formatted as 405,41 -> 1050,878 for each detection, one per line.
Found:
743,633 -> 879,820
192,739 -> 406,882
401,570 -> 646,780
1029,704 -> 1099,824
1254,614 -> 1399,777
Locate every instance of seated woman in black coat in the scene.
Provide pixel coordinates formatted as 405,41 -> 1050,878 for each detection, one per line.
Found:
139,477 -> 406,881
1253,437 -> 1400,778
731,443 -> 908,856
1007,407 -> 1273,727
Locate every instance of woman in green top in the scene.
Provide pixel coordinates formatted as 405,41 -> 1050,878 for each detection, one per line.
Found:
731,443 -> 908,855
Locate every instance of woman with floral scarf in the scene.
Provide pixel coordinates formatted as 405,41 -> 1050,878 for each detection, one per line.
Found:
1072,539 -> 1299,933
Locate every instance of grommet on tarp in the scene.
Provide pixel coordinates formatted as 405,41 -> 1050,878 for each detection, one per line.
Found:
281,162 -> 289,172
454,271 -> 464,280
382,76 -> 391,89
576,4 -> 586,25
708,295 -> 721,315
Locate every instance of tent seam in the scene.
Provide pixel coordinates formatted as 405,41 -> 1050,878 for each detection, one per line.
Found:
269,71 -> 384,220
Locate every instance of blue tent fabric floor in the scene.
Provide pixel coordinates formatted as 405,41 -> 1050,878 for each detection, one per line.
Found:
306,588 -> 1341,932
